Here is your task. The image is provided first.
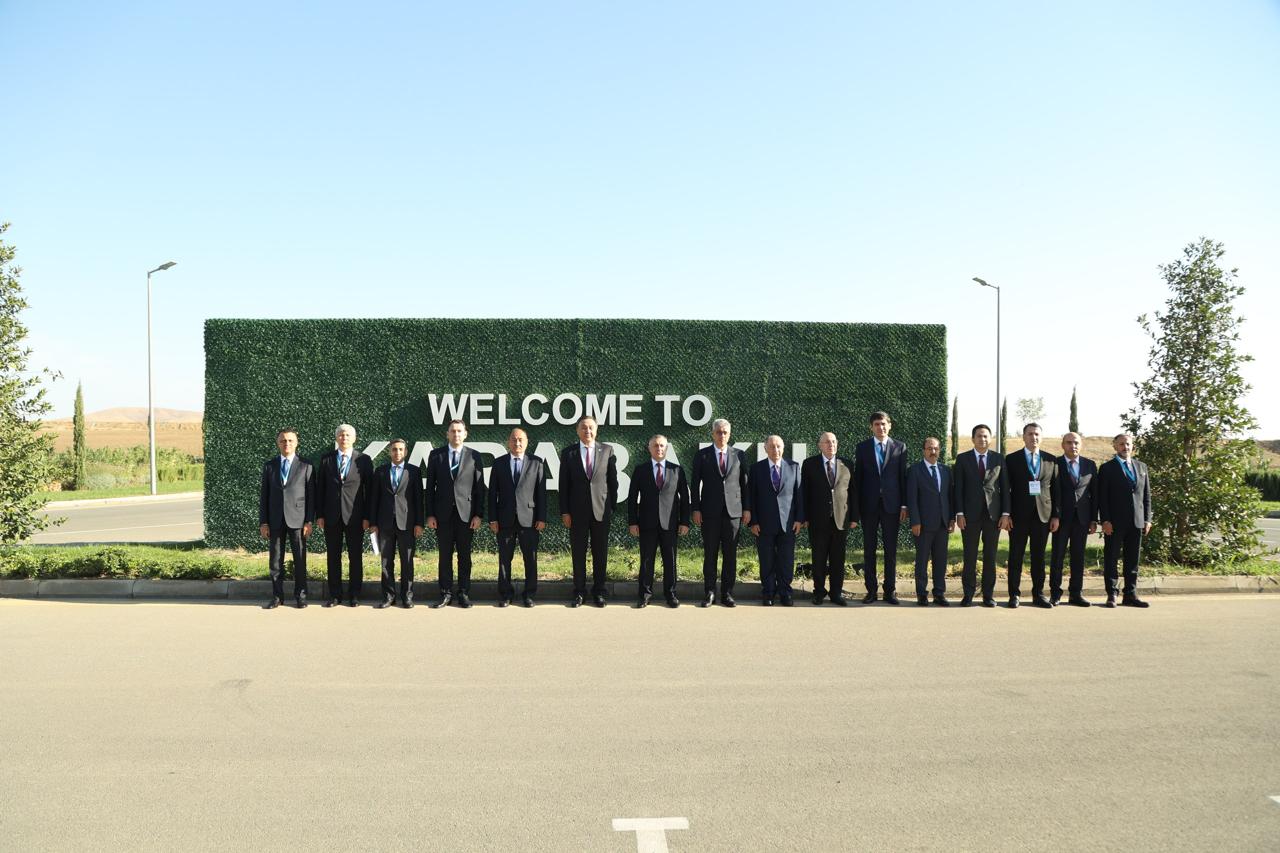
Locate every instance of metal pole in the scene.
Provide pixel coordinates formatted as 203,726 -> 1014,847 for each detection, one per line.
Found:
995,285 -> 1002,454
147,270 -> 157,495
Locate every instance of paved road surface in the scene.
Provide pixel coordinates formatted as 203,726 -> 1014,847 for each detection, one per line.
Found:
32,494 -> 203,544
1,596 -> 1277,851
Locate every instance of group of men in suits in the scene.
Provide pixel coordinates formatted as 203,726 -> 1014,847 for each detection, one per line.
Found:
257,412 -> 1154,611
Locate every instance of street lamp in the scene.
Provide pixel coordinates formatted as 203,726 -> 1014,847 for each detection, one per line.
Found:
973,276 -> 1001,452
146,261 -> 177,495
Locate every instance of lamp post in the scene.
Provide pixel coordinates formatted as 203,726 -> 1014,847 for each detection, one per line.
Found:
972,277 -> 1001,452
146,261 -> 177,495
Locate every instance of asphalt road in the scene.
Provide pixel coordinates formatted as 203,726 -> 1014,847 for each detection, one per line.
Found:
32,494 -> 203,544
1,596 -> 1277,851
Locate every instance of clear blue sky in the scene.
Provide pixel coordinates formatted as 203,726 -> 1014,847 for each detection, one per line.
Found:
3,1 -> 1277,437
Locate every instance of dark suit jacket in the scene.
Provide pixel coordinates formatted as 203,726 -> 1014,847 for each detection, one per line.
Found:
952,449 -> 1006,521
259,455 -> 315,531
906,460 -> 953,530
424,445 -> 486,522
368,462 -> 425,532
690,444 -> 748,519
559,443 -> 618,522
488,453 -> 548,529
1003,449 -> 1059,525
1054,456 -> 1099,526
627,460 -> 691,532
1097,456 -> 1153,530
853,437 -> 908,516
800,454 -> 858,530
745,458 -> 805,534
315,448 -> 373,526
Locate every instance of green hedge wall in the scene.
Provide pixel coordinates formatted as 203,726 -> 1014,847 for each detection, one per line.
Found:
1246,470 -> 1280,501
205,319 -> 947,552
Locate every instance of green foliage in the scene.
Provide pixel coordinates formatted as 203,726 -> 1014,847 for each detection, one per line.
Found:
999,398 -> 1008,448
0,544 -> 236,579
1068,386 -> 1079,434
0,222 -> 58,543
204,319 -> 948,551
1122,238 -> 1261,565
1246,470 -> 1280,501
1015,397 -> 1045,426
72,381 -> 87,489
949,396 -> 959,460
49,444 -> 202,491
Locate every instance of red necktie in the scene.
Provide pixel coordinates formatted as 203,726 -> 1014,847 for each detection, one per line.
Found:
656,464 -> 664,489
718,451 -> 727,476
977,453 -> 986,479
584,448 -> 593,479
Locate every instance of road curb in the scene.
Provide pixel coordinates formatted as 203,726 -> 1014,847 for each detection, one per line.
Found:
2,576 -> 1276,601
40,492 -> 202,510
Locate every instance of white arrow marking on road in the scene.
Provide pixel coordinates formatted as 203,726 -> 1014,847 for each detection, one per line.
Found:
1270,795 -> 1280,805
612,817 -> 689,853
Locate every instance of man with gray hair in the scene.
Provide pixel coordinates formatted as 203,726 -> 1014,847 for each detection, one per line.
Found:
315,424 -> 374,607
690,418 -> 749,607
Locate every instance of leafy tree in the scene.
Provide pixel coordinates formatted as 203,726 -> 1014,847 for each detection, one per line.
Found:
949,396 -> 959,460
1068,386 -> 1080,434
999,398 -> 1008,451
1122,238 -> 1260,565
1015,396 -> 1045,425
0,222 -> 58,543
73,381 -> 87,489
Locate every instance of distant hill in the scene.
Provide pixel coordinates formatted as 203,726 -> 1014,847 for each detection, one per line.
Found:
84,407 -> 203,424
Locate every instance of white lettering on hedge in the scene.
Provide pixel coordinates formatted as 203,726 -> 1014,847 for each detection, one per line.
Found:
424,393 -> 723,427
428,394 -> 467,423
655,395 -> 680,426
553,393 -> 583,425
681,394 -> 712,426
469,393 -> 495,425
585,394 -> 615,425
522,393 -> 549,425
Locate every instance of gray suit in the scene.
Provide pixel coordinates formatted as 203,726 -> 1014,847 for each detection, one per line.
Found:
953,449 -> 1006,601
906,460 -> 952,599
258,454 -> 316,601
489,453 -> 548,601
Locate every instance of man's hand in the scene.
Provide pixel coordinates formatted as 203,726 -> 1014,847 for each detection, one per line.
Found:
426,516 -> 438,530
850,521 -> 859,529
956,515 -> 967,531
535,521 -> 546,531
561,514 -> 572,529
628,524 -> 640,537
911,523 -> 922,537
750,524 -> 761,537
362,520 -> 370,531
413,525 -> 423,538
488,521 -> 499,534
1102,521 -> 1114,536
259,524 -> 270,539
999,516 -> 1012,531
469,516 -> 481,531
369,525 -> 378,536
1143,522 -> 1152,535
316,518 -> 325,531
791,521 -> 803,534
1088,522 -> 1097,535
678,524 -> 689,536
302,522 -> 312,537
899,508 -> 909,523
1049,518 -> 1060,534
692,511 -> 702,526
947,521 -> 956,533
741,511 -> 751,526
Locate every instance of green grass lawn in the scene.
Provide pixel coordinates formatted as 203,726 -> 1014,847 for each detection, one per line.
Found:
4,532 -> 1275,581
40,480 -> 203,502
1259,500 -> 1280,517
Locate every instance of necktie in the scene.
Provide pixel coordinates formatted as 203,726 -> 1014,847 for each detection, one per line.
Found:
339,453 -> 348,479
513,458 -> 522,485
718,450 -> 727,476
1122,460 -> 1135,483
826,459 -> 835,487
931,464 -> 940,491
977,453 -> 986,479
1070,460 -> 1079,482
875,442 -> 885,471
391,465 -> 401,490
771,464 -> 781,492
450,450 -> 459,477
280,458 -> 290,485
585,447 -> 594,479
1028,452 -> 1040,478
655,463 -> 664,489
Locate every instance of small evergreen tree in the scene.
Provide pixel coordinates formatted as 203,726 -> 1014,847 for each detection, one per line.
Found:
949,396 -> 959,460
999,398 -> 1008,451
73,381 -> 87,489
1068,386 -> 1079,434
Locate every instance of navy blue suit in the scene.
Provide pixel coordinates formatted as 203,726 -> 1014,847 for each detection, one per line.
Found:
745,457 -> 805,600
1051,455 -> 1098,599
1097,455 -> 1152,596
853,437 -> 909,596
906,460 -> 953,598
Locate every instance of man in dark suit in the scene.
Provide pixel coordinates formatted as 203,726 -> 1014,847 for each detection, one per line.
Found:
801,432 -> 858,606
1003,422 -> 1060,609
314,423 -> 373,607
1097,433 -> 1153,608
560,415 -> 619,607
690,418 -> 749,607
627,434 -> 691,608
906,437 -> 955,606
425,419 -> 486,609
258,428 -> 315,609
1050,432 -> 1098,607
368,438 -> 424,609
746,435 -> 805,606
488,427 -> 548,607
953,423 -> 1008,607
853,411 -> 909,605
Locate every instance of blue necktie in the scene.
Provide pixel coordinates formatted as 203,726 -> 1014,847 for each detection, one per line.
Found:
771,464 -> 781,492
513,458 -> 522,485
1122,460 -> 1135,483
339,453 -> 348,479
931,465 -> 940,491
450,450 -> 460,477
391,465 -> 401,490
875,442 -> 885,471
280,458 -> 290,485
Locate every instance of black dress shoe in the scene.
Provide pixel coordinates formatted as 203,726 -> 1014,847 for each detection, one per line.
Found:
264,597 -> 282,609
916,595 -> 929,606
980,597 -> 996,608
323,598 -> 339,608
593,594 -> 607,608
637,594 -> 650,608
812,593 -> 825,606
1069,595 -> 1092,607
457,591 -> 473,609
1121,594 -> 1150,608
830,594 -> 848,607
933,595 -> 950,607
570,594 -> 584,608
431,592 -> 452,609
497,598 -> 510,608
347,598 -> 360,608
701,591 -> 715,608
1103,593 -> 1117,608
403,593 -> 414,609
522,595 -> 535,608
762,596 -> 775,607
884,593 -> 900,606
1031,596 -> 1053,609
665,594 -> 679,608
1050,593 -> 1062,606
961,594 -> 974,606
375,596 -> 396,609
721,593 -> 736,608
1008,596 -> 1020,609
862,592 -> 878,604
780,594 -> 794,607
295,596 -> 308,609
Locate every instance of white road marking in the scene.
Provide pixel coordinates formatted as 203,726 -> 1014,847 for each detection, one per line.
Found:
37,523 -> 199,535
1270,795 -> 1280,805
612,817 -> 689,853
